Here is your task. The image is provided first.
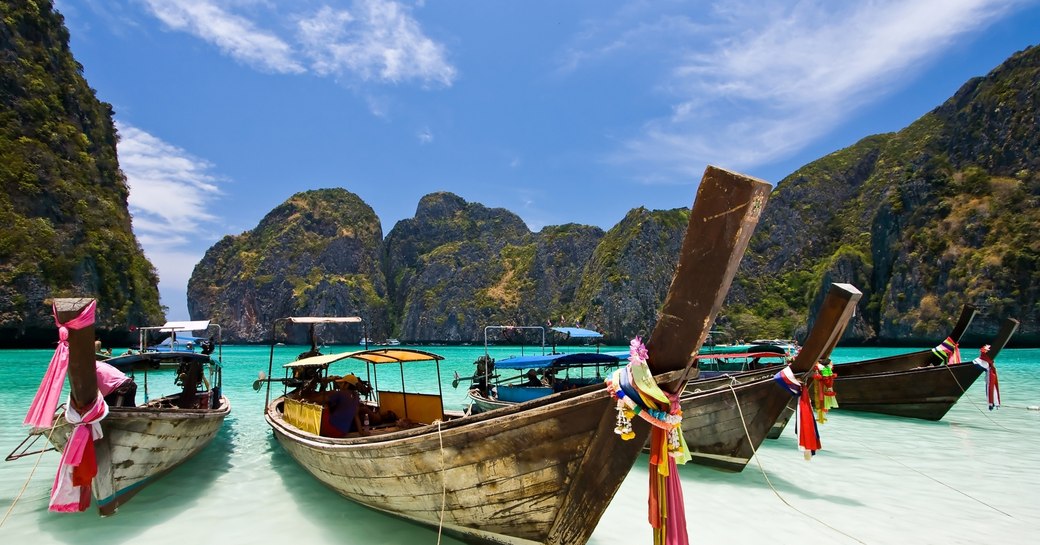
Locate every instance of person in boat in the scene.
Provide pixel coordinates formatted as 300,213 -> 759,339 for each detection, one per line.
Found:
297,324 -> 323,360
541,369 -> 556,387
524,369 -> 541,386
325,374 -> 365,437
96,360 -> 137,407
472,355 -> 494,396
200,336 -> 215,355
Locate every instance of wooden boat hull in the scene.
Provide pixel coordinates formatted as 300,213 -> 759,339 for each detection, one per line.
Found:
679,369 -> 790,471
834,363 -> 983,420
267,383 -> 650,545
46,396 -> 231,514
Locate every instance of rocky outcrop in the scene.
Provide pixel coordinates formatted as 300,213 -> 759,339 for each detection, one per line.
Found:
731,44 -> 1040,345
0,1 -> 163,347
187,189 -> 387,344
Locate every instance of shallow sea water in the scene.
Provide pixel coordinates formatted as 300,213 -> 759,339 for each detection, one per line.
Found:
1,344 -> 1038,544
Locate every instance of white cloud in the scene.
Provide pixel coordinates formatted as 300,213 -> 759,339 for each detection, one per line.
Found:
417,127 -> 433,144
117,122 -> 225,314
296,0 -> 456,86
576,0 -> 1017,181
141,0 -> 305,74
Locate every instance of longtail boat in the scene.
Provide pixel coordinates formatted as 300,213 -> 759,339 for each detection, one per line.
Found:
768,304 -> 979,437
261,165 -> 771,545
833,316 -> 1019,420
15,299 -> 230,515
677,283 -> 862,471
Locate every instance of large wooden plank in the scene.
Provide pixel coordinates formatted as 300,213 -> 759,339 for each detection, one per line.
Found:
647,166 -> 771,387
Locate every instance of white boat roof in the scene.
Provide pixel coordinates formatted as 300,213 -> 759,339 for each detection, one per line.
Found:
286,316 -> 363,324
161,320 -> 211,332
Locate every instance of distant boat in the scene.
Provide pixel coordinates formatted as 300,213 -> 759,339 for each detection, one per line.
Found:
831,313 -> 1018,420
358,337 -> 372,346
102,320 -> 220,372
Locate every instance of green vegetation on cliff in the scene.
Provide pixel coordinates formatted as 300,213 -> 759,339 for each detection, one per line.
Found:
0,0 -> 163,345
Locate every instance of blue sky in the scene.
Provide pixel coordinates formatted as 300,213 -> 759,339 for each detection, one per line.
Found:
54,0 -> 1040,320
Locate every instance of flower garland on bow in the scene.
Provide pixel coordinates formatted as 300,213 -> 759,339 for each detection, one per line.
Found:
605,337 -> 690,545
812,360 -> 838,423
970,345 -> 1000,410
24,300 -> 98,428
773,366 -> 821,459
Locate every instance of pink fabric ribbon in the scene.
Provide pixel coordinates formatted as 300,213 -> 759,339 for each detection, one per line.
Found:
24,300 -> 97,428
49,395 -> 108,512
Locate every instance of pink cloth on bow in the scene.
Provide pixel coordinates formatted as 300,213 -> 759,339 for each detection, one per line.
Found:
24,300 -> 97,428
49,395 -> 108,512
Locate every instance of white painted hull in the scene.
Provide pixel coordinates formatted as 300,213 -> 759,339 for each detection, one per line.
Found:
47,396 -> 231,514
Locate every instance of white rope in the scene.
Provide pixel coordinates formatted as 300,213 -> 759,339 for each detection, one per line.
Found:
727,380 -> 868,545
848,437 -> 1013,518
435,419 -> 447,544
942,365 -> 1014,432
1,423 -> 61,528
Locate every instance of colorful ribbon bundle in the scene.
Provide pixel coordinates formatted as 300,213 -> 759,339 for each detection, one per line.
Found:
971,345 -> 1000,410
931,336 -> 962,365
812,361 -> 838,423
50,395 -> 108,512
773,366 -> 821,459
606,337 -> 689,545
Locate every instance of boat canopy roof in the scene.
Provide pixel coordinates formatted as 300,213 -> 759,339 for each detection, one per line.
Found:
136,320 -> 211,332
496,350 -> 629,370
283,348 -> 443,369
694,350 -> 790,361
162,320 -> 211,332
550,327 -> 603,339
285,316 -> 363,324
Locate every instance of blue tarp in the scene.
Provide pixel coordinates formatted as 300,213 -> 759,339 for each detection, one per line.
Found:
550,327 -> 603,339
496,350 -> 629,370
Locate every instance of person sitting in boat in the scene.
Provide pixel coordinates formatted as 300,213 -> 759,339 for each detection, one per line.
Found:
541,369 -> 556,388
325,374 -> 365,437
200,336 -> 215,355
524,369 -> 541,386
96,360 -> 137,407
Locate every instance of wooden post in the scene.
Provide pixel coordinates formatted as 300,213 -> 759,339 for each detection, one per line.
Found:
54,297 -> 99,411
790,283 -> 863,373
647,166 -> 772,391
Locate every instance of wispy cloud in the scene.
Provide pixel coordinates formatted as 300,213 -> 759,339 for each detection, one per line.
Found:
417,127 -> 433,144
141,0 -> 305,74
138,0 -> 455,86
117,122 -> 224,296
296,0 -> 456,86
569,0 -> 1017,182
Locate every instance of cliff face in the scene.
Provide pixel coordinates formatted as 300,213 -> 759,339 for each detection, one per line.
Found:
187,189 -> 387,344
732,44 -> 1040,345
568,208 -> 688,342
0,1 -> 163,346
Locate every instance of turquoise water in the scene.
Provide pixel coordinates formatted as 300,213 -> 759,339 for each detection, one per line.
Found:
1,344 -> 1038,544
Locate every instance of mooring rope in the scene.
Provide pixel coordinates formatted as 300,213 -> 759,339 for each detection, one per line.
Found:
727,379 -> 868,545
943,365 -> 1014,432
435,419 -> 447,544
1,422 -> 61,528
847,436 -> 1013,518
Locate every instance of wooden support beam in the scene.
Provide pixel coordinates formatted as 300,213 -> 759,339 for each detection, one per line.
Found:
53,297 -> 98,411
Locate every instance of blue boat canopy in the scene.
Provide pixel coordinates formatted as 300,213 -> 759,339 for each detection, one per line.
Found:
496,350 -> 629,370
550,327 -> 603,339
